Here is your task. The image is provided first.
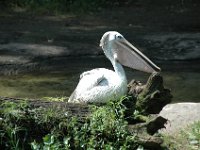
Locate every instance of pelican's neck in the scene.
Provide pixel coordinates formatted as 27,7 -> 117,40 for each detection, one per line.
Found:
111,59 -> 127,83
104,44 -> 127,83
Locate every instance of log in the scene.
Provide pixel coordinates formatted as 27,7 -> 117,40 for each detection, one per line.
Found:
0,96 -> 90,118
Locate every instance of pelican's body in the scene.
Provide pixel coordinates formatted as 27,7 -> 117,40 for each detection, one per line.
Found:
69,31 -> 160,103
69,68 -> 127,103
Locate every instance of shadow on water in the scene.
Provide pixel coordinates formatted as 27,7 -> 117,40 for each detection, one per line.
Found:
0,56 -> 199,103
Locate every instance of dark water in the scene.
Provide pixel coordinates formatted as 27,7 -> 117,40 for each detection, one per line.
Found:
0,57 -> 199,103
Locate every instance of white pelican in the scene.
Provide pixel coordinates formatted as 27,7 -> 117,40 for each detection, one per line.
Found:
68,31 -> 160,103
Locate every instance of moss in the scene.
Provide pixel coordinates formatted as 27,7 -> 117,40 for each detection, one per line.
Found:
42,96 -> 68,102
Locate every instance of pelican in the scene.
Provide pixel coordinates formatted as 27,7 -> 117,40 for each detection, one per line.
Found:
68,31 -> 160,103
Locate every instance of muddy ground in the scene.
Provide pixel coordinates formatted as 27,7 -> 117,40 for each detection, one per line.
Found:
0,0 -> 200,75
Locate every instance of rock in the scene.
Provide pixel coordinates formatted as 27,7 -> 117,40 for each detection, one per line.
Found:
159,103 -> 200,134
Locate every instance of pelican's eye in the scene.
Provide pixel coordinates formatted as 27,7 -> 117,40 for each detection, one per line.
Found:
116,35 -> 122,39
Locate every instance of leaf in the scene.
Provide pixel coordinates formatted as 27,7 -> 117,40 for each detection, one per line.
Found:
31,140 -> 40,150
43,134 -> 54,145
63,137 -> 70,146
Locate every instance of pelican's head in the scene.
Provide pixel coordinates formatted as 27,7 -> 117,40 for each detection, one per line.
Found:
100,31 -> 124,61
100,31 -> 123,48
100,31 -> 161,73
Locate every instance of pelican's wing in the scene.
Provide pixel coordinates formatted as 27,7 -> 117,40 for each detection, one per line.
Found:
80,68 -> 103,80
68,69 -> 107,102
113,40 -> 160,73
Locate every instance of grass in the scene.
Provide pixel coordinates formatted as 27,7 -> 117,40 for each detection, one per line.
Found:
162,121 -> 200,150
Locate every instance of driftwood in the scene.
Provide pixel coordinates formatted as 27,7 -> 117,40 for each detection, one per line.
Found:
128,72 -> 172,114
0,73 -> 171,149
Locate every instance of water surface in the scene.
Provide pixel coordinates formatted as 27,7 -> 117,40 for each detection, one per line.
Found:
0,57 -> 199,102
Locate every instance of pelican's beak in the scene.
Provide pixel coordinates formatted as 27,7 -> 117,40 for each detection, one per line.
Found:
113,38 -> 161,73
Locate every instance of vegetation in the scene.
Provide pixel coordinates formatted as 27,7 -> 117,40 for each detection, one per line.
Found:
42,96 -> 68,102
1,98 -> 199,150
0,97 -> 143,150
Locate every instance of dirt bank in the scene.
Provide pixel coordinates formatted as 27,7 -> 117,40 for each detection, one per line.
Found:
0,0 -> 200,74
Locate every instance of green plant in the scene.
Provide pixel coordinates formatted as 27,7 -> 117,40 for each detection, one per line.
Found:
0,96 -> 144,149
31,134 -> 61,150
183,121 -> 200,150
30,97 -> 139,149
6,125 -> 26,150
0,101 -> 28,149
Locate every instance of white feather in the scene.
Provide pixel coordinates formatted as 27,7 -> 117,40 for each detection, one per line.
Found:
68,68 -> 127,103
